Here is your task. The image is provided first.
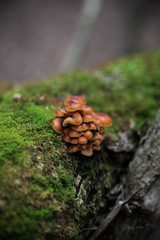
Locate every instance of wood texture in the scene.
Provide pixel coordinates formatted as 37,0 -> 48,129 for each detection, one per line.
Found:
88,108 -> 160,240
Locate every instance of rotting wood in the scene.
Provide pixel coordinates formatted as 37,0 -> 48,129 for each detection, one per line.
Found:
85,108 -> 160,240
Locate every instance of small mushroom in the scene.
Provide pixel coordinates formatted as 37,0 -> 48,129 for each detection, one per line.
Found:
65,96 -> 86,105
63,127 -> 70,135
80,105 -> 93,115
71,122 -> 88,132
91,139 -> 101,146
63,112 -> 83,127
70,138 -> 79,144
60,108 -> 71,116
63,134 -> 71,143
96,113 -> 112,127
69,129 -> 82,138
92,118 -> 102,127
80,144 -> 87,150
52,118 -> 64,133
53,109 -> 64,117
81,148 -> 93,156
89,132 -> 103,141
65,101 -> 83,112
87,122 -> 98,131
83,114 -> 96,122
83,130 -> 93,139
69,145 -> 80,153
78,136 -> 88,144
92,145 -> 101,151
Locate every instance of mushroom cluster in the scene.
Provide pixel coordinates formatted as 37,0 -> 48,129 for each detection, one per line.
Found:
52,96 -> 112,156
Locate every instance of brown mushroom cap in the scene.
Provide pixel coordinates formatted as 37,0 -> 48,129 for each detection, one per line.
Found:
53,109 -> 64,117
79,105 -> 93,115
69,145 -> 80,153
63,127 -> 70,135
60,108 -> 71,116
83,130 -> 93,139
65,101 -> 83,112
96,113 -> 112,127
89,132 -> 103,141
83,114 -> 96,123
64,96 -> 86,105
52,118 -> 64,133
78,136 -> 88,144
92,145 -> 101,151
92,118 -> 102,127
81,148 -> 93,156
63,112 -> 83,127
87,122 -> 98,131
91,139 -> 101,146
63,134 -> 71,143
70,138 -> 79,144
80,144 -> 87,150
71,122 -> 88,132
69,130 -> 82,138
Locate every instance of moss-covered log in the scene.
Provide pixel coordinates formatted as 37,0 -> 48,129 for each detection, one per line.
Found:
0,50 -> 160,240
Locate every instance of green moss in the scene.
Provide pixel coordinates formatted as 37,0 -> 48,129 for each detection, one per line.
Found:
0,96 -> 76,239
100,51 -> 160,131
0,50 -> 160,239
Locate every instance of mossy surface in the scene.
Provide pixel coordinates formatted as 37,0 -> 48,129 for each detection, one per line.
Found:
0,98 -> 76,239
0,50 -> 160,239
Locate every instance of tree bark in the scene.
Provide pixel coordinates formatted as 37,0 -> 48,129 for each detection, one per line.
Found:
87,108 -> 160,240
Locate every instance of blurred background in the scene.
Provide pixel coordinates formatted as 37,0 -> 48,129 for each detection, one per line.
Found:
0,0 -> 160,83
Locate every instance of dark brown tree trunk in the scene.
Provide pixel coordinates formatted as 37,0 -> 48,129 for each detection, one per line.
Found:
85,108 -> 160,240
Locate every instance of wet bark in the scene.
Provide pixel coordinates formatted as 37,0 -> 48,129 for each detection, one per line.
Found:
84,108 -> 160,240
